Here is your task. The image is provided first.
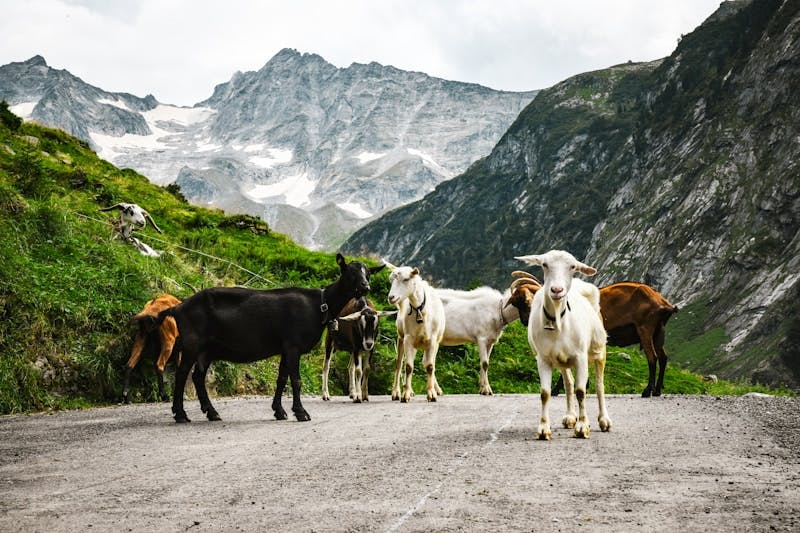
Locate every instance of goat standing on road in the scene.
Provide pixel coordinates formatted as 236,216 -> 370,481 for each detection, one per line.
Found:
515,250 -> 612,440
434,286 -> 520,395
141,254 -> 382,423
386,262 -> 446,403
322,297 -> 396,403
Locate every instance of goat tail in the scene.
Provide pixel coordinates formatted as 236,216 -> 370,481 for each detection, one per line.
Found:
660,305 -> 679,326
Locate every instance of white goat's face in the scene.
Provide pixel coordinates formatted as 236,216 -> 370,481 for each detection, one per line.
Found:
387,266 -> 420,306
515,250 -> 596,301
121,204 -> 147,227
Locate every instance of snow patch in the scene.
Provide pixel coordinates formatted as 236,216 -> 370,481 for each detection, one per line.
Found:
9,101 -> 37,119
247,173 -> 314,207
248,148 -> 293,168
407,148 -> 453,178
97,98 -> 132,111
355,151 -> 385,164
338,202 -> 373,219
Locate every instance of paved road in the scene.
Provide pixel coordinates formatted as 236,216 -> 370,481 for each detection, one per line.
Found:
1,394 -> 799,532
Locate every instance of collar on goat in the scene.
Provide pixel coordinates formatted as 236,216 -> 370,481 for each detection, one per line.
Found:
320,289 -> 331,325
499,298 -> 510,326
408,291 -> 426,323
542,299 -> 570,330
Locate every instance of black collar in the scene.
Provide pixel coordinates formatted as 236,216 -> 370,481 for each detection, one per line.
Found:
543,299 -> 570,323
320,289 -> 330,325
408,291 -> 426,323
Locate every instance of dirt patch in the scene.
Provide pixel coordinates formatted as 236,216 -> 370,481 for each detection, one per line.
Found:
1,394 -> 798,532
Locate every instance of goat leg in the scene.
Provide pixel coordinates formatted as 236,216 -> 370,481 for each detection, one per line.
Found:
272,355 -> 289,420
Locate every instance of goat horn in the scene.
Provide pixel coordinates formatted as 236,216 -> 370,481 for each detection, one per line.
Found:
511,270 -> 541,284
338,310 -> 365,321
510,278 -> 541,291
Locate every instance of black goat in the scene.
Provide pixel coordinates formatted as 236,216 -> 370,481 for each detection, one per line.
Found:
321,298 -> 397,403
144,254 -> 384,423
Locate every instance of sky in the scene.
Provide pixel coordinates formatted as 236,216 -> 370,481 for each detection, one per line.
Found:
1,0 -> 724,107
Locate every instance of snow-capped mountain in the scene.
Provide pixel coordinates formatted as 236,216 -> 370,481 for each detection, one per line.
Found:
0,50 -> 536,249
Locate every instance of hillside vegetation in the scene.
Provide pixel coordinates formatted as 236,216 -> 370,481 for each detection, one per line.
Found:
0,105 -> 787,415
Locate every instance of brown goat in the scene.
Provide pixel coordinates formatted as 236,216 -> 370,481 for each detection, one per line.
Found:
122,293 -> 181,403
507,276 -> 678,397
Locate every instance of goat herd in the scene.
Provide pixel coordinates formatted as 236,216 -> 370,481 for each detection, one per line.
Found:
125,251 -> 678,440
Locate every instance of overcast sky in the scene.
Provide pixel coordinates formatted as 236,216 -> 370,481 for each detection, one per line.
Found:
1,0 -> 723,107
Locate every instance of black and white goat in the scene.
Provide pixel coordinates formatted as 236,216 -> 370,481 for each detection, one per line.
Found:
321,298 -> 396,403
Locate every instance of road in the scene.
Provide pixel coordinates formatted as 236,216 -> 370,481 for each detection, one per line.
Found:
1,394 -> 799,532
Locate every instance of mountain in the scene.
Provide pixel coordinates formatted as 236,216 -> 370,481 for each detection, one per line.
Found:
0,51 -> 536,249
342,0 -> 800,389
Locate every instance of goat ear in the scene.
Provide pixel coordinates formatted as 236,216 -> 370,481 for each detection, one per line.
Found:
377,310 -> 398,317
514,254 -> 543,266
369,263 -> 386,275
143,210 -> 163,234
576,261 -> 597,276
336,253 -> 347,271
411,267 -> 420,277
338,311 -> 364,321
99,203 -> 122,212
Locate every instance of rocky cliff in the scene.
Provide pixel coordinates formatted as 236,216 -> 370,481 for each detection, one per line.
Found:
342,0 -> 800,388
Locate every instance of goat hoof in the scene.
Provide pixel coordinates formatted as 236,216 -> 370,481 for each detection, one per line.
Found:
599,416 -> 612,432
427,395 -> 437,402
400,396 -> 410,403
562,415 -> 577,429
574,422 -> 590,439
206,410 -> 222,422
274,409 -> 288,421
353,397 -> 362,404
174,414 -> 191,423
641,388 -> 653,398
293,409 -> 311,422
536,425 -> 551,441
322,395 -> 330,401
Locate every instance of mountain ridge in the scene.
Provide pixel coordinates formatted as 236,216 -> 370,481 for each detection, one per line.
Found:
0,49 -> 536,250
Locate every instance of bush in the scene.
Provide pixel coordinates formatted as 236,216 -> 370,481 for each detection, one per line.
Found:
0,101 -> 22,131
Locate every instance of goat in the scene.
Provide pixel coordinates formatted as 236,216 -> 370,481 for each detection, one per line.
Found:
434,286 -> 520,395
515,250 -> 611,440
122,293 -> 181,403
508,275 -> 678,397
385,262 -> 446,403
321,297 -> 397,403
100,203 -> 162,240
141,254 -> 383,422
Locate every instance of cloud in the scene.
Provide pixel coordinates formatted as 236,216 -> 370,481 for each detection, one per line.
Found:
0,0 -> 722,105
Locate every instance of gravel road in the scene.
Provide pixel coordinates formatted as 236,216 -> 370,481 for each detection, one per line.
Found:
1,394 -> 798,532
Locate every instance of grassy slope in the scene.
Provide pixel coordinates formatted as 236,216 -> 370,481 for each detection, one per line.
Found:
0,110 -> 788,415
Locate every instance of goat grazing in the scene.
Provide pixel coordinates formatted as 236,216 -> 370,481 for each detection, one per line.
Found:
142,254 -> 383,422
321,297 -> 397,403
386,262 -> 446,403
515,250 -> 611,440
508,275 -> 677,398
434,286 -> 520,395
100,203 -> 162,239
122,293 -> 181,403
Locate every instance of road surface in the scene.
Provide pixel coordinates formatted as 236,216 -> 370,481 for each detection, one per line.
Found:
1,394 -> 798,532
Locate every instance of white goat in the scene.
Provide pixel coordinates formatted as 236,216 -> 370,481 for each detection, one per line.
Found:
434,286 -> 520,395
386,262 -> 446,402
100,203 -> 162,240
515,250 -> 611,440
